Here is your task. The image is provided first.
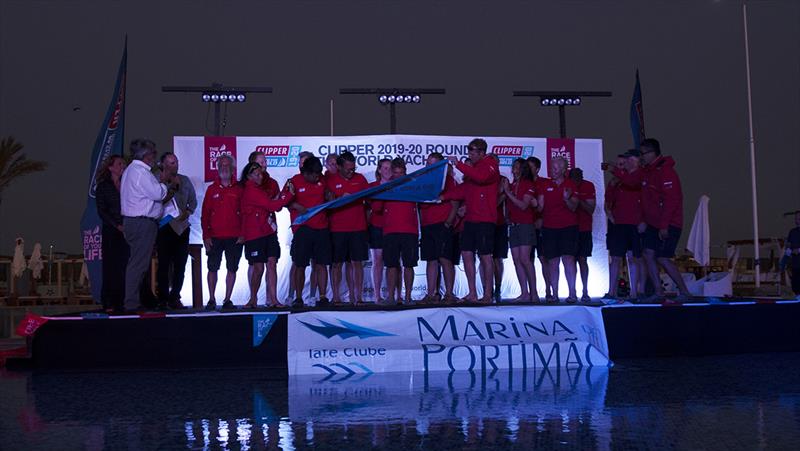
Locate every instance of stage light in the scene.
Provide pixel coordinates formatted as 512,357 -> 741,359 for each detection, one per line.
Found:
388,95 -> 396,103
403,95 -> 412,103
210,94 -> 219,102
396,95 -> 405,103
574,97 -> 581,105
557,98 -> 565,105
379,95 -> 388,104
221,94 -> 230,102
202,94 -> 211,102
565,99 -> 573,105
412,95 -> 421,103
236,94 -> 246,102
540,99 -> 548,106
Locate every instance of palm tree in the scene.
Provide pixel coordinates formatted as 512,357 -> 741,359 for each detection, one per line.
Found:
0,136 -> 48,210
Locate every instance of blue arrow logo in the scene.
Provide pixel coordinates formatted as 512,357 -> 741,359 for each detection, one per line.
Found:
298,319 -> 395,339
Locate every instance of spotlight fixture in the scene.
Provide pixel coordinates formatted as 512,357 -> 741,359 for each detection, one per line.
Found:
387,95 -> 396,103
210,94 -> 219,102
202,94 -> 211,102
379,95 -> 388,104
163,83 -> 273,136
412,95 -> 421,103
341,88 -> 446,133
219,94 -> 229,102
236,94 -> 246,102
513,90 -> 612,137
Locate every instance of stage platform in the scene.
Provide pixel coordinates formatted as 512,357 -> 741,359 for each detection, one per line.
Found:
4,299 -> 800,371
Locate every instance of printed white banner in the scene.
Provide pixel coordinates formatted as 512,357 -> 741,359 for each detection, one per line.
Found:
174,134 -> 608,304
287,305 -> 610,375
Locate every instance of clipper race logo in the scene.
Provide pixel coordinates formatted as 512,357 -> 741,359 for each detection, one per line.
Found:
491,145 -> 535,167
204,136 -> 237,182
545,138 -> 575,176
255,145 -> 303,168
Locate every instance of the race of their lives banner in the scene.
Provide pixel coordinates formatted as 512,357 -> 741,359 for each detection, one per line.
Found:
286,305 -> 610,376
173,134 -> 607,305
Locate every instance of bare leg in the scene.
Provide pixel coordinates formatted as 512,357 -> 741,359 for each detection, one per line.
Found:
265,257 -> 278,306
403,267 -> 414,302
440,257 -> 455,299
309,264 -> 318,298
345,261 -> 356,303
636,258 -> 647,295
288,264 -> 296,300
207,271 -> 218,304
293,264 -> 306,302
563,255 -> 578,299
511,247 -> 530,300
539,256 -> 552,297
478,254 -> 494,302
224,270 -> 236,302
643,249 -> 663,296
609,256 -> 622,297
493,257 -> 504,300
577,256 -> 589,297
331,262 -> 343,303
549,258 -> 561,301
249,263 -> 265,305
386,267 -> 398,303
371,249 -> 384,302
461,251 -> 478,301
426,260 -> 440,297
315,263 -> 328,300
352,261 -> 364,303
658,257 -> 690,295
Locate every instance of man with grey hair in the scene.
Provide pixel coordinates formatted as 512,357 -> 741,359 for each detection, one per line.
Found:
120,139 -> 175,311
156,152 -> 197,310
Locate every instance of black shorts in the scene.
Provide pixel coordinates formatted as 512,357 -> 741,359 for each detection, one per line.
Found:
368,225 -> 383,249
576,231 -> 593,258
451,233 -> 462,265
493,224 -> 509,259
421,223 -> 456,262
291,226 -> 332,267
332,231 -> 369,263
643,225 -> 681,259
541,226 -> 579,259
460,222 -> 495,256
206,237 -> 243,272
383,233 -> 419,268
530,228 -> 546,260
608,223 -> 643,258
244,234 -> 280,264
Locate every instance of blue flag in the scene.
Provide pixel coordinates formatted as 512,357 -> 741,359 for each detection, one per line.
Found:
293,160 -> 448,226
630,69 -> 646,149
79,39 -> 127,303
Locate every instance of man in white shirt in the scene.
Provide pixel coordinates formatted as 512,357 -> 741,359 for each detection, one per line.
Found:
120,139 -> 174,311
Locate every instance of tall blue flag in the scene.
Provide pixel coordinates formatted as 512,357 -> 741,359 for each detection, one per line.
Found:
79,39 -> 127,303
293,160 -> 447,226
630,69 -> 646,149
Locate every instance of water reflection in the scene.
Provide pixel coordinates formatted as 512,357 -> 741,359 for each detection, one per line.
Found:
2,354 -> 800,449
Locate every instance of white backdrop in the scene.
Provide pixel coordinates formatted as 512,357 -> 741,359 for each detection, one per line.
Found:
174,134 -> 607,305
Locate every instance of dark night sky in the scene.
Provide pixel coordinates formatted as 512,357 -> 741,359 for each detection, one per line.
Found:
0,0 -> 798,255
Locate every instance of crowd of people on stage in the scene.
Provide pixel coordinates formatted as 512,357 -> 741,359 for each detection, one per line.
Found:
95,136 -> 711,313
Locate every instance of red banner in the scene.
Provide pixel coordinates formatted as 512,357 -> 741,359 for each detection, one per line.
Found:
546,138 -> 575,177
204,136 -> 237,182
15,314 -> 49,337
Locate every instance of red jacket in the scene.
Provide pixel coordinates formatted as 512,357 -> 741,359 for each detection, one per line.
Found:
201,178 -> 243,240
326,172 -> 369,232
445,157 -> 500,224
614,156 -> 682,229
374,199 -> 419,235
420,175 -> 457,226
606,176 -> 643,225
240,180 -> 289,241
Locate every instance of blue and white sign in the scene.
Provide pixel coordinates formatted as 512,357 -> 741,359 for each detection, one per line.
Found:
287,306 -> 611,375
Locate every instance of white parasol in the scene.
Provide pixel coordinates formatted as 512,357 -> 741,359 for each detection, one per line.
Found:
11,237 -> 26,278
687,195 -> 711,267
28,242 -> 44,279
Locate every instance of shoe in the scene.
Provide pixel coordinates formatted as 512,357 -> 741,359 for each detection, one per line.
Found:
291,298 -> 305,308
601,293 -> 616,300
639,294 -> 664,304
205,300 -> 217,310
566,296 -> 578,304
222,300 -> 235,310
317,297 -> 330,308
545,294 -> 557,303
493,290 -> 502,303
580,294 -> 592,303
168,301 -> 185,310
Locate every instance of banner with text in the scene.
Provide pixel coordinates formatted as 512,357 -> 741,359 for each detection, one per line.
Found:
287,305 -> 610,375
174,134 -> 607,304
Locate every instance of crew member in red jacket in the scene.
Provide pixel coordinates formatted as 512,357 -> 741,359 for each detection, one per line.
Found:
527,156 -> 554,299
240,162 -> 291,308
280,156 -> 332,308
201,155 -> 243,310
367,158 -> 393,303
374,158 -> 420,305
570,167 -> 596,302
326,151 -> 370,305
613,138 -> 689,301
444,138 -> 500,303
537,156 -> 580,303
419,152 -> 459,304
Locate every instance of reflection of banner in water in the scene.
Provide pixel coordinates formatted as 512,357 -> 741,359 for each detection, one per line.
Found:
288,367 -> 609,424
292,160 -> 447,226
287,306 -> 611,375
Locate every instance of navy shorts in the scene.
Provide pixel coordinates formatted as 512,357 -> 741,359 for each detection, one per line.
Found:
332,231 -> 369,263
206,238 -> 243,272
576,231 -> 593,258
643,225 -> 681,259
291,226 -> 332,267
460,222 -> 495,256
244,234 -> 280,264
368,225 -> 383,249
608,223 -> 643,258
421,223 -> 456,262
383,233 -> 419,268
493,224 -> 509,259
541,226 -> 579,259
